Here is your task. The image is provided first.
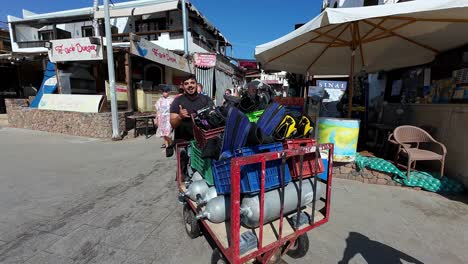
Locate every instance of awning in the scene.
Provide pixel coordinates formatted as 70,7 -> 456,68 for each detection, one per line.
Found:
255,0 -> 468,75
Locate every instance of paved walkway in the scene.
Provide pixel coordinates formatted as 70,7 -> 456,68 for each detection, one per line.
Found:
0,128 -> 467,264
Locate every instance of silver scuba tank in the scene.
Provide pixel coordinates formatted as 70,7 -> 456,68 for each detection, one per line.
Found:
187,165 -> 195,178
194,180 -> 324,225
197,186 -> 218,206
196,195 -> 230,223
240,179 -> 323,228
191,171 -> 204,182
184,180 -> 209,201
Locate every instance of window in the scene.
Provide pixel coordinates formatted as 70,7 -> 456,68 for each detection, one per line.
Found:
364,0 -> 379,6
135,18 -> 167,33
39,30 -> 53,41
82,26 -> 94,37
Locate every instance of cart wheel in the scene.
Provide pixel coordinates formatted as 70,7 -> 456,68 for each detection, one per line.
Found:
211,248 -> 227,264
183,204 -> 201,239
286,234 -> 309,259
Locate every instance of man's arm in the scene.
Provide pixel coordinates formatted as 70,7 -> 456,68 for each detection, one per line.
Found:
170,113 -> 183,129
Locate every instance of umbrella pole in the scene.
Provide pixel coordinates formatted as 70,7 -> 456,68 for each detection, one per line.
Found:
348,51 -> 355,118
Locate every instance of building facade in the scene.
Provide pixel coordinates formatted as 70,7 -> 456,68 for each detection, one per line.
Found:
7,0 -> 239,107
5,0 -> 241,137
323,0 -> 412,9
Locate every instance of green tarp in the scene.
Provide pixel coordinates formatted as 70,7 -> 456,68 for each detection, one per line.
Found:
355,154 -> 464,194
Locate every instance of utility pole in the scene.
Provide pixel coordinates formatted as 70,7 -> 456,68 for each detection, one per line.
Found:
103,0 -> 120,139
93,0 -> 100,37
181,0 -> 189,56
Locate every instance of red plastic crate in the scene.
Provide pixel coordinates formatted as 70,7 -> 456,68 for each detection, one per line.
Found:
283,139 -> 325,179
273,97 -> 305,107
191,114 -> 224,150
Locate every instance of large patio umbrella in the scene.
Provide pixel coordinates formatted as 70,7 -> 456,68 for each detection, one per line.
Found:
255,0 -> 468,117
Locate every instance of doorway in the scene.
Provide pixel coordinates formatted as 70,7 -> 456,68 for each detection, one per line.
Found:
144,64 -> 164,86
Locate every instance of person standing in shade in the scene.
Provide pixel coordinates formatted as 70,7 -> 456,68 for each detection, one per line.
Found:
155,86 -> 174,148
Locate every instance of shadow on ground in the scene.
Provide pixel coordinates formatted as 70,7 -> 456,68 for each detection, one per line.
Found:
338,232 -> 423,264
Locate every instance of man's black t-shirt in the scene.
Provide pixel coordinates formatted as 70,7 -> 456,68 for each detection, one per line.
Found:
170,94 -> 214,141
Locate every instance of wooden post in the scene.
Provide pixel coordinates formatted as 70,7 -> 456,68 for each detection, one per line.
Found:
347,53 -> 355,118
347,23 -> 357,118
55,63 -> 62,94
125,51 -> 134,111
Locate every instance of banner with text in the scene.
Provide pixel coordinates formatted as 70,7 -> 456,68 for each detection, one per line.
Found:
49,37 -> 103,62
130,34 -> 192,73
194,53 -> 216,68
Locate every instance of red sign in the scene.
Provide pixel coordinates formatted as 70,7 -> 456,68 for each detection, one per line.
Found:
263,80 -> 281,84
238,60 -> 258,70
194,53 -> 217,68
151,48 -> 177,63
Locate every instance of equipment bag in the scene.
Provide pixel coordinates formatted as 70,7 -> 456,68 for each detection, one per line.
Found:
256,102 -> 286,136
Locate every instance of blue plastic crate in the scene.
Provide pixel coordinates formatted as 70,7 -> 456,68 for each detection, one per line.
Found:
231,143 -> 284,157
213,143 -> 292,194
318,158 -> 329,181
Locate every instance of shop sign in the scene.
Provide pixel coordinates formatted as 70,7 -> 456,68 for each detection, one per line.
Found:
49,37 -> 103,62
130,34 -> 192,73
316,80 -> 347,103
194,53 -> 217,68
316,80 -> 347,90
238,60 -> 258,70
38,94 -> 103,113
105,81 -> 128,101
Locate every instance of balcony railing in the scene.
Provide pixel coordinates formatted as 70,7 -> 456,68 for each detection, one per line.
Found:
17,40 -> 48,49
112,29 -> 183,42
192,37 -> 216,53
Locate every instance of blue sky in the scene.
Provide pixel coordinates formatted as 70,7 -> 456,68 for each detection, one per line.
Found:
1,0 -> 321,59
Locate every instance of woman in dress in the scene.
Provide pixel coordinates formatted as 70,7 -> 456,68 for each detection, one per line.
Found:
155,86 -> 174,148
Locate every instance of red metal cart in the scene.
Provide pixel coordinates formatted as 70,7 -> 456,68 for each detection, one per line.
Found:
176,142 -> 334,264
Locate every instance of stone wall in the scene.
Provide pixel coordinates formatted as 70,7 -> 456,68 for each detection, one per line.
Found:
5,99 -> 132,138
332,162 -> 422,191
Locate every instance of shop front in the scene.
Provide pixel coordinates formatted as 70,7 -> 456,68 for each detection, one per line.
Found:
6,37 -> 132,138
374,45 -> 468,187
255,1 -> 468,191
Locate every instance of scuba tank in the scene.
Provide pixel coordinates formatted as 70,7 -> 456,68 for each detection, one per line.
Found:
196,186 -> 218,206
191,171 -> 204,182
196,195 -> 230,223
187,165 -> 195,178
240,179 -> 324,228
184,180 -> 209,201
194,180 -> 324,225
